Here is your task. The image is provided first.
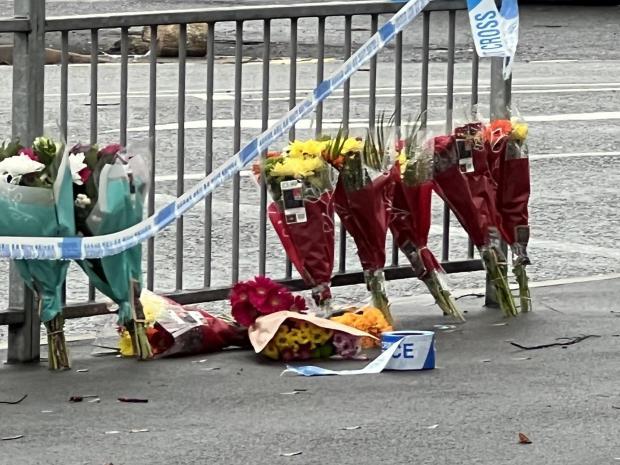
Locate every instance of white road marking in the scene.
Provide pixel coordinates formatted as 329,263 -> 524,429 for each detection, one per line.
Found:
109,111 -> 620,133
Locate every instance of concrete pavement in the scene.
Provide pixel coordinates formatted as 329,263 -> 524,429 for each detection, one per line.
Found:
1,277 -> 619,465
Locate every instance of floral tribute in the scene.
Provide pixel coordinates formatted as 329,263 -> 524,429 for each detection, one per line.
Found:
258,141 -> 337,313
0,137 -> 75,370
230,277 -> 373,361
323,119 -> 396,326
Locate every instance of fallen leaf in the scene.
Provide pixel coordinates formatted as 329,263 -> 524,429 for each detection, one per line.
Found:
1,435 -> 23,441
341,426 -> 361,430
280,451 -> 302,457
518,432 -> 532,444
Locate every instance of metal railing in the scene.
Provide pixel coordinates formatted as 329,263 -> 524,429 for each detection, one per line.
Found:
0,0 -> 511,362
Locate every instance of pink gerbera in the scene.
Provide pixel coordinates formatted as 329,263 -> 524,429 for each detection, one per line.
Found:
248,276 -> 281,308
290,295 -> 307,312
230,281 -> 252,306
231,301 -> 260,327
261,288 -> 295,314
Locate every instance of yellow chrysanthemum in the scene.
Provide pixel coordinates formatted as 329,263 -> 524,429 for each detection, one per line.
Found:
302,139 -> 329,157
118,330 -> 134,357
285,140 -> 306,158
341,137 -> 363,154
510,118 -> 528,142
269,156 -> 325,178
262,341 -> 280,360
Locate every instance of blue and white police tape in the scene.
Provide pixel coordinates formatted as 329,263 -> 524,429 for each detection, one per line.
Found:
282,330 -> 435,377
0,0 -> 433,261
467,0 -> 519,80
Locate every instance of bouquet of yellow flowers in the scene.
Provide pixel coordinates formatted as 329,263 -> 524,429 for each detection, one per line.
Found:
259,141 -> 338,313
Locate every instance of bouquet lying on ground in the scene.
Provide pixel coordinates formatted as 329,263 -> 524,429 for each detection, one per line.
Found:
0,137 -> 75,370
389,121 -> 464,320
69,143 -> 153,359
323,120 -> 395,325
485,115 -> 532,311
259,140 -> 337,313
118,291 -> 250,358
432,123 -> 518,317
230,276 -> 373,361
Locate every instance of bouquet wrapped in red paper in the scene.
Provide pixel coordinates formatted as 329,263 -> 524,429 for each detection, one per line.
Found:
118,291 -> 250,358
389,123 -> 463,320
322,123 -> 395,325
230,277 -> 372,361
259,142 -> 337,313
485,115 -> 531,311
432,124 -> 518,317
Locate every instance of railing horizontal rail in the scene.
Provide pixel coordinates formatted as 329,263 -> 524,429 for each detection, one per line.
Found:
0,259 -> 484,326
43,0 -> 465,31
0,18 -> 30,32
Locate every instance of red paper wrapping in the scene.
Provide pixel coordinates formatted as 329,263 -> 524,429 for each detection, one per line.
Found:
147,303 -> 250,358
496,138 -> 531,246
432,135 -> 489,247
333,172 -> 394,271
389,166 -> 442,275
267,190 -> 335,288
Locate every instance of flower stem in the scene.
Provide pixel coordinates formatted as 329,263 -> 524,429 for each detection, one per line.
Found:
513,263 -> 531,312
364,269 -> 394,326
44,313 -> 70,371
128,280 -> 152,361
481,247 -> 518,317
422,270 -> 464,321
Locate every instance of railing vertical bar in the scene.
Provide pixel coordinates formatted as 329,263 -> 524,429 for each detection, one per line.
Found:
146,25 -> 158,290
338,14 -> 352,274
60,31 -> 69,305
369,14 -> 378,129
285,18 -> 298,279
88,28 -> 99,301
420,11 -> 430,127
175,23 -> 187,290
442,10 -> 456,262
119,27 -> 129,147
468,49 -> 479,259
60,31 -> 69,141
258,20 -> 271,276
204,23 -> 215,287
232,20 -> 243,283
315,16 -> 325,137
391,30 -> 403,267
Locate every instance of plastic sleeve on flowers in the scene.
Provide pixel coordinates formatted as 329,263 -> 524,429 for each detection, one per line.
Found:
334,172 -> 394,271
267,191 -> 335,287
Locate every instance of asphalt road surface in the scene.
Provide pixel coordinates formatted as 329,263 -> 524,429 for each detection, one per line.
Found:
0,1 -> 619,343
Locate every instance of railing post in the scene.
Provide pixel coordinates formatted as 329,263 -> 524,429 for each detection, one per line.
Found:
486,56 -> 512,307
6,0 -> 46,364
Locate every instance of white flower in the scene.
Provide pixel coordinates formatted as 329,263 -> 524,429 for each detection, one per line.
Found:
0,154 -> 45,184
68,153 -> 88,185
74,193 -> 92,208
